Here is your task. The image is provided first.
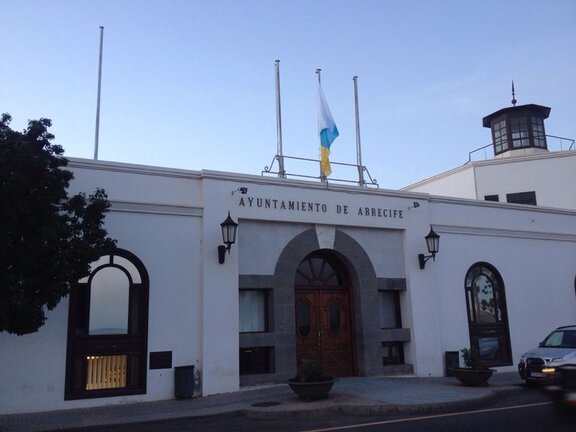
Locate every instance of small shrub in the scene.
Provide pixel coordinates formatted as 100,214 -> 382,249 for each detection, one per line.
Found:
460,347 -> 487,369
292,359 -> 333,382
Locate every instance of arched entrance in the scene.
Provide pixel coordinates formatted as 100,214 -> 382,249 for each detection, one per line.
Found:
294,251 -> 356,376
464,262 -> 512,366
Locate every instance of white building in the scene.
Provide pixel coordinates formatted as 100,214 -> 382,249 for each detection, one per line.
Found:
403,103 -> 576,210
1,102 -> 576,414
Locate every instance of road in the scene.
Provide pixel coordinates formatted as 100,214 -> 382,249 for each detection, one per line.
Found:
63,387 -> 575,432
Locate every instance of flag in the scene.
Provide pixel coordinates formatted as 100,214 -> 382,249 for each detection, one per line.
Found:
317,82 -> 339,176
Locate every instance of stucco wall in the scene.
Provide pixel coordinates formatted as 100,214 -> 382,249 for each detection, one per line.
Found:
0,161 -> 206,414
430,198 -> 576,372
403,165 -> 477,199
475,152 -> 576,209
3,159 -> 576,415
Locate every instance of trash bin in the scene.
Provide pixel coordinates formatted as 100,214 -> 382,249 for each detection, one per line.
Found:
174,365 -> 195,399
445,351 -> 459,376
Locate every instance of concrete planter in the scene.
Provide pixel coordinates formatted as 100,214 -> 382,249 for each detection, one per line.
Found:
287,379 -> 335,401
448,368 -> 495,386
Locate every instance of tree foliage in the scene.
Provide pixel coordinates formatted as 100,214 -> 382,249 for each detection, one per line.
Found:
0,113 -> 116,335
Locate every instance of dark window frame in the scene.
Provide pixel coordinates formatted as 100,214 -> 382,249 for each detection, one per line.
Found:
531,117 -> 546,148
65,249 -> 149,400
492,114 -> 548,156
382,341 -> 405,365
379,290 -> 402,329
464,262 -> 512,367
239,346 -> 275,375
506,191 -> 537,206
492,119 -> 509,154
239,289 -> 271,334
294,253 -> 349,290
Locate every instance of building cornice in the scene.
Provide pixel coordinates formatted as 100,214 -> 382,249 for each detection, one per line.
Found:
434,224 -> 576,243
402,149 -> 576,191
430,194 -> 576,216
69,157 -> 431,202
68,157 -> 203,180
109,200 -> 203,217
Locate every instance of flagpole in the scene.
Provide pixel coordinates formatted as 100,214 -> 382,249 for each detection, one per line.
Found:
316,69 -> 326,181
275,60 -> 286,178
353,76 -> 366,187
94,26 -> 104,160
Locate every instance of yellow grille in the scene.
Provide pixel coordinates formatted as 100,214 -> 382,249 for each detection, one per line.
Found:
86,355 -> 127,390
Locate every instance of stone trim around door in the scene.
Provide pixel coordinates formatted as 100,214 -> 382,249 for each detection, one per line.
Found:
238,228 -> 410,386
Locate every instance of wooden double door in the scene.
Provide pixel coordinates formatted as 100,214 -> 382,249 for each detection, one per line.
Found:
294,254 -> 355,377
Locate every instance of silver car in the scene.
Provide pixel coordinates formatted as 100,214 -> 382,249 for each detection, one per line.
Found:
518,325 -> 576,384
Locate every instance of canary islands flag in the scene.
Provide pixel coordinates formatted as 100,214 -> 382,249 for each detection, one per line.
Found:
317,82 -> 339,176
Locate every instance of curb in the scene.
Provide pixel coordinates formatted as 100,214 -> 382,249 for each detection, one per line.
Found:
242,386 -> 523,420
0,383 -> 525,431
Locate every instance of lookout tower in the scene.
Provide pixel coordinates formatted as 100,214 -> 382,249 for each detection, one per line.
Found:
482,84 -> 550,158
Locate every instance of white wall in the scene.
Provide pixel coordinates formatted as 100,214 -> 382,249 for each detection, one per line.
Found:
68,159 -> 203,207
475,152 -> 576,209
430,198 -> 576,372
0,160 -> 206,413
0,301 -> 69,413
404,151 -> 576,211
199,177 -> 243,395
3,159 -> 576,414
403,165 -> 477,199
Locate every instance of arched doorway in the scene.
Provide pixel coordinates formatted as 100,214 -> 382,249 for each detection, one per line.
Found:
464,262 -> 512,366
294,251 -> 356,376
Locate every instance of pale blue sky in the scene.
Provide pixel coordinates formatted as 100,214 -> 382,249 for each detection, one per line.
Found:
2,0 -> 575,189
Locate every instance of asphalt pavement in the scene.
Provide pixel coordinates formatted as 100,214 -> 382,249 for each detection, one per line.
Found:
0,372 -> 525,432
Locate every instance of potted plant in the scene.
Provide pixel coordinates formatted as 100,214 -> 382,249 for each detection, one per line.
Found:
287,359 -> 335,401
448,347 -> 495,386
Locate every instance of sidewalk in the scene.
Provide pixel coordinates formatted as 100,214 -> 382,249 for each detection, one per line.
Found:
0,372 -> 525,432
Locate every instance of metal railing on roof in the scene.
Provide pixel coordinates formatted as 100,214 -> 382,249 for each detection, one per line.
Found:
262,154 -> 379,188
468,134 -> 575,162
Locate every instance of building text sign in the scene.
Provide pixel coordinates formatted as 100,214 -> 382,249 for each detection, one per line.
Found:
238,196 -> 404,219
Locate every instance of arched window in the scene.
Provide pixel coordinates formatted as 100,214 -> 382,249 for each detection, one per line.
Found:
65,249 -> 149,399
465,263 -> 512,366
295,254 -> 344,288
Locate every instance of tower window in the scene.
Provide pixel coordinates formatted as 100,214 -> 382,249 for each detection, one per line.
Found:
510,117 -> 530,148
484,104 -> 550,156
532,117 -> 546,148
493,120 -> 509,154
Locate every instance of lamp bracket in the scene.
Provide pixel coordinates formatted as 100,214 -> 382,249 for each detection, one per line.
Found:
418,253 -> 435,270
218,245 -> 229,264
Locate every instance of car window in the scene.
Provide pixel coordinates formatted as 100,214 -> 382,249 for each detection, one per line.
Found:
562,331 -> 576,348
543,330 -> 576,348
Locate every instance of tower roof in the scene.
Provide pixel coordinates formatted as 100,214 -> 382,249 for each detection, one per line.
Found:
482,104 -> 551,128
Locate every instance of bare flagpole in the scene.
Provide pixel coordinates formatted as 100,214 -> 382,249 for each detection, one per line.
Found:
94,26 -> 104,160
275,60 -> 286,177
353,76 -> 366,187
316,68 -> 326,181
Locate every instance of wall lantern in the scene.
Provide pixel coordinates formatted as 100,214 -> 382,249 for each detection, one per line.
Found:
418,227 -> 440,270
218,212 -> 238,264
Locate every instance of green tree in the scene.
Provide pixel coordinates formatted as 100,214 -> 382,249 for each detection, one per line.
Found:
0,113 -> 116,335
